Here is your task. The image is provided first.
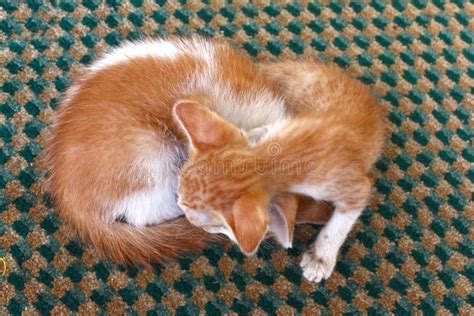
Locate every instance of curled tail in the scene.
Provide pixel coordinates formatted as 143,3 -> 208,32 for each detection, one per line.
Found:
69,211 -> 218,267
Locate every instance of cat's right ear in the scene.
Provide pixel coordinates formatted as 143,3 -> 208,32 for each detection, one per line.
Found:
173,100 -> 244,153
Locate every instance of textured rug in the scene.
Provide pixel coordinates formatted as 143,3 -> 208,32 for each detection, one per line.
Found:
1,1 -> 473,315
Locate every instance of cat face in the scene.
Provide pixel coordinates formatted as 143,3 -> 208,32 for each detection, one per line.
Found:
173,100 -> 292,255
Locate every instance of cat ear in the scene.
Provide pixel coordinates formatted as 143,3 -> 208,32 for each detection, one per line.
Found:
173,100 -> 244,152
232,189 -> 270,255
268,193 -> 298,248
267,195 -> 333,249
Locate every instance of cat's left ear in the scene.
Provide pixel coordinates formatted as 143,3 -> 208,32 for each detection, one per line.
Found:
232,189 -> 270,255
268,194 -> 332,249
173,100 -> 244,153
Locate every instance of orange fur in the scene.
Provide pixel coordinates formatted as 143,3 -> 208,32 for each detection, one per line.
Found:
44,37 -> 290,265
176,61 -> 385,281
295,197 -> 333,224
232,188 -> 271,254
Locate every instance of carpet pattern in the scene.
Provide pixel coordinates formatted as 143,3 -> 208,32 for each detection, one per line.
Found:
1,1 -> 473,315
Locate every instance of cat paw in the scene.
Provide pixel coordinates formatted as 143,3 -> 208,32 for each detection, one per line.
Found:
300,250 -> 336,283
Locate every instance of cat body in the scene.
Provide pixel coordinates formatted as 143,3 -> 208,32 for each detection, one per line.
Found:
174,62 -> 385,282
45,37 -> 287,265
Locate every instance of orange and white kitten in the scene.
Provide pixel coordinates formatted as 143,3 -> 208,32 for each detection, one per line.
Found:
45,37 -> 292,265
174,61 -> 385,282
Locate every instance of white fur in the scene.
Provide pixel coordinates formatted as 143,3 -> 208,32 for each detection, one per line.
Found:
300,210 -> 362,283
178,40 -> 287,130
111,138 -> 185,227
89,39 -> 180,73
203,220 -> 238,245
180,206 -> 238,244
112,182 -> 182,227
210,87 -> 287,130
289,182 -> 364,283
88,37 -> 215,73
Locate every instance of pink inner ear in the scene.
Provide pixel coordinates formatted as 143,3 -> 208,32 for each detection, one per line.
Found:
173,100 -> 244,152
268,193 -> 298,247
268,202 -> 293,248
173,101 -> 209,151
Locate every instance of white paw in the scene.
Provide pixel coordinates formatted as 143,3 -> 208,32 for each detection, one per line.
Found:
300,251 -> 337,283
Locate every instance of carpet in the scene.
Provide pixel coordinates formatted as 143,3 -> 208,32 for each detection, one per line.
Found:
1,1 -> 473,315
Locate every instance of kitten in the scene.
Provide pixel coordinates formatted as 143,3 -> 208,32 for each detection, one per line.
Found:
44,37 -> 296,265
174,61 -> 385,282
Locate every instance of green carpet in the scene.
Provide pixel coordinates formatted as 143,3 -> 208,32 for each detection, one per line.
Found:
1,1 -> 473,314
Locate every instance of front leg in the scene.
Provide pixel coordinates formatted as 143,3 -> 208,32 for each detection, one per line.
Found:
300,179 -> 371,282
300,210 -> 362,282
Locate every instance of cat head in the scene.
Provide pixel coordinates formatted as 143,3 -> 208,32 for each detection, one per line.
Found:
173,100 -> 294,255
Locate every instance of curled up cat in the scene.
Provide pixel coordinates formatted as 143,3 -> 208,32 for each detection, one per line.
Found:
175,61 -> 385,282
44,37 -> 329,267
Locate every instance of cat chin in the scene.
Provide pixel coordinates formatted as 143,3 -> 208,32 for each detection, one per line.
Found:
202,222 -> 239,246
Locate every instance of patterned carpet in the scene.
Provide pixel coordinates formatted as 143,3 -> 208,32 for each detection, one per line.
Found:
1,1 -> 473,315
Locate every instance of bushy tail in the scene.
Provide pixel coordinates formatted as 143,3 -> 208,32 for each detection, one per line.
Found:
70,211 -> 218,267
